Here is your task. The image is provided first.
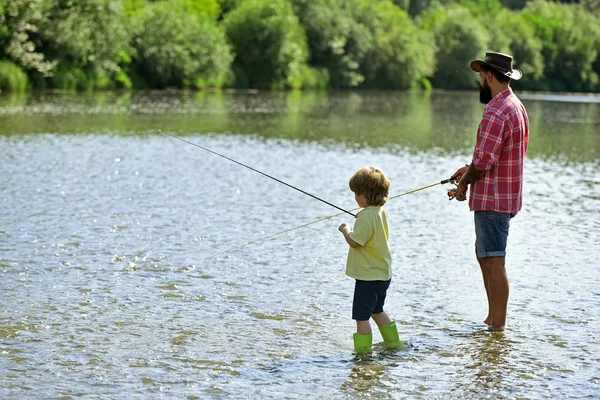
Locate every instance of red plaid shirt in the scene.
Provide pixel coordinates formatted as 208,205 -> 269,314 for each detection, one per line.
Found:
469,88 -> 529,213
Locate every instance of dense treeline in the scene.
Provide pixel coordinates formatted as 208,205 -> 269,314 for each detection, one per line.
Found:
0,0 -> 599,92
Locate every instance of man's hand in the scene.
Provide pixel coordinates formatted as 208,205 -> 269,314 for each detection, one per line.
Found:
338,223 -> 350,233
456,180 -> 468,201
451,165 -> 469,182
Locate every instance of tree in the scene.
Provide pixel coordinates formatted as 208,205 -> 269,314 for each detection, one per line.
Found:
521,0 -> 599,92
421,4 -> 489,89
224,0 -> 309,89
0,0 -> 55,77
36,0 -> 130,89
354,0 -> 435,89
292,0 -> 368,88
131,1 -> 233,89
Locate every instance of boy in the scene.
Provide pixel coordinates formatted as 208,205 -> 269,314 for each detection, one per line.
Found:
338,166 -> 404,352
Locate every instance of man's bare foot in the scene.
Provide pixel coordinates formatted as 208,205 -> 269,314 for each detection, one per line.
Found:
484,316 -> 492,325
488,324 -> 505,332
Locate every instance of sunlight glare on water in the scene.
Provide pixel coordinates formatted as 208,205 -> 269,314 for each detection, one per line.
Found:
0,91 -> 599,399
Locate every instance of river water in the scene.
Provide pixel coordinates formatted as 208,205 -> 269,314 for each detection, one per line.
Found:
1,90 -> 599,399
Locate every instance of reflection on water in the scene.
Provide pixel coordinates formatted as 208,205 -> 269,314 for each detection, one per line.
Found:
343,356 -> 390,399
452,330 -> 513,396
0,90 -> 598,399
0,90 -> 598,162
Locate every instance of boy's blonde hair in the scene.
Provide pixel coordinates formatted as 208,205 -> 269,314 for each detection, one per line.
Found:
349,166 -> 390,206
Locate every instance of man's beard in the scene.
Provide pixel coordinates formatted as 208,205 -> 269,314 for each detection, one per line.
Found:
479,81 -> 493,104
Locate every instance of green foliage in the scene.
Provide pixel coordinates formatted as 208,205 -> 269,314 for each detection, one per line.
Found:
131,1 -> 233,89
458,0 -> 505,16
218,0 -> 243,16
0,0 -> 599,92
456,1 -> 544,85
422,4 -> 489,89
50,65 -> 90,91
581,0 -> 600,13
177,0 -> 221,21
496,11 -> 544,85
300,66 -> 330,89
293,0 -> 433,89
391,0 -> 410,10
501,0 -> 527,9
0,60 -> 29,91
355,0 -> 435,89
0,0 -> 56,76
408,0 -> 456,16
292,0 -> 368,88
521,0 -> 599,92
224,0 -> 309,89
36,0 -> 130,90
122,0 -> 146,18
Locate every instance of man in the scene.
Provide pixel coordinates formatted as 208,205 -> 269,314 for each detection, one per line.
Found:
451,51 -> 529,331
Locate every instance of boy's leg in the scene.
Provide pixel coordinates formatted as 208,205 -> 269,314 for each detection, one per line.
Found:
356,320 -> 371,335
352,281 -> 375,352
372,312 -> 391,327
373,313 -> 405,349
353,330 -> 373,352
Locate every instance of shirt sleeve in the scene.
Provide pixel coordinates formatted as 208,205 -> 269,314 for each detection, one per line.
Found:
349,213 -> 373,246
472,109 -> 506,171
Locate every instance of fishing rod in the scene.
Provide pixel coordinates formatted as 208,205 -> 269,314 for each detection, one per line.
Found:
159,130 -> 356,217
211,177 -> 457,258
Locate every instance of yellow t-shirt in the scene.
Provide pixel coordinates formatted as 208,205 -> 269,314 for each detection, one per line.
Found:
346,206 -> 392,281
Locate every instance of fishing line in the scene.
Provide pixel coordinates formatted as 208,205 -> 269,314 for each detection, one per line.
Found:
159,130 -> 356,217
211,177 -> 456,258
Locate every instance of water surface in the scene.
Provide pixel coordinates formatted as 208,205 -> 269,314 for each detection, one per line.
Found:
1,90 -> 599,399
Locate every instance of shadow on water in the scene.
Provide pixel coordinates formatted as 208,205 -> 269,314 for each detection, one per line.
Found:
0,89 -> 598,163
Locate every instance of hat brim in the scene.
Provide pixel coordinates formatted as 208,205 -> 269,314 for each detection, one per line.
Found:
470,60 -> 522,80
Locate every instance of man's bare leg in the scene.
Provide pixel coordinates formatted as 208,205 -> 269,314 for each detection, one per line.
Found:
479,256 -> 509,330
477,247 -> 493,325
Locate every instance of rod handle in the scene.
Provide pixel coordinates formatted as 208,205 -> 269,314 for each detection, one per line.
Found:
440,177 -> 457,185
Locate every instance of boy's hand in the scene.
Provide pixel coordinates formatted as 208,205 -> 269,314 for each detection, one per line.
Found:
338,223 -> 350,233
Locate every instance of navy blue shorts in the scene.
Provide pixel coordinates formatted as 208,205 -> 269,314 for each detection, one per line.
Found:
474,211 -> 515,258
352,279 -> 391,321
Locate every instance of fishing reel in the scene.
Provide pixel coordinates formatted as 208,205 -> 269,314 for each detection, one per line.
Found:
446,179 -> 459,201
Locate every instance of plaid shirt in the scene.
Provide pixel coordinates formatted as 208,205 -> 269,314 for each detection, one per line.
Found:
469,88 -> 529,213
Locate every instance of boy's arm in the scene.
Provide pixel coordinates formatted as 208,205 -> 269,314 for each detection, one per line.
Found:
339,223 -> 362,248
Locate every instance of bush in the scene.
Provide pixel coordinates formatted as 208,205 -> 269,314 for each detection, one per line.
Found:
0,60 -> 29,91
521,0 -> 599,92
293,0 -> 433,89
224,0 -> 309,89
50,65 -> 91,91
421,4 -> 489,89
36,0 -> 130,89
455,1 -> 544,88
0,0 -> 55,77
131,1 -> 233,89
292,0 -> 367,88
300,66 -> 330,89
355,0 -> 435,89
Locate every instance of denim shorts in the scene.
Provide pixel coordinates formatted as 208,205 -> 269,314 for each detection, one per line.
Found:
352,279 -> 391,321
474,211 -> 515,258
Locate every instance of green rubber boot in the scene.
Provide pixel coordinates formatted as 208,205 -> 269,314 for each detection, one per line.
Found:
378,321 -> 406,349
353,332 -> 373,352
